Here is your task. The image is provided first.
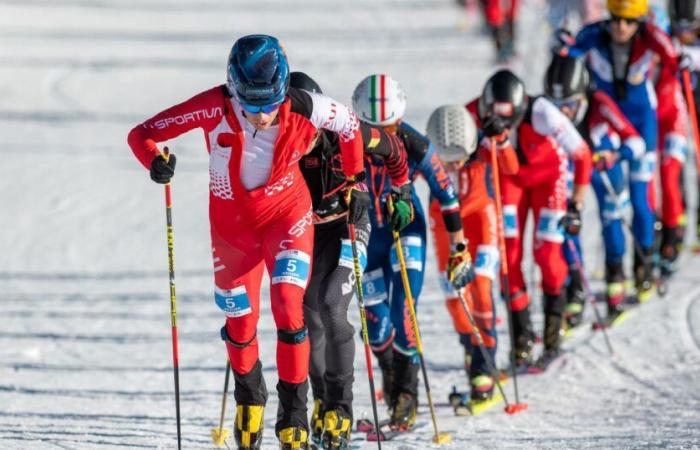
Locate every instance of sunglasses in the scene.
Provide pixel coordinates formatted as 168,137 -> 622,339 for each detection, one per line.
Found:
552,96 -> 583,111
240,100 -> 283,114
610,15 -> 640,25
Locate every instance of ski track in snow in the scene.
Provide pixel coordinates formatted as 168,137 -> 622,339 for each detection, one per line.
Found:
2,0 -> 700,448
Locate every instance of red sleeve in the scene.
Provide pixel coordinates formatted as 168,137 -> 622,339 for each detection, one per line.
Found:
644,22 -> 679,72
592,90 -> 639,141
465,98 -> 481,126
127,86 -> 225,169
339,130 -> 365,178
383,131 -> 409,186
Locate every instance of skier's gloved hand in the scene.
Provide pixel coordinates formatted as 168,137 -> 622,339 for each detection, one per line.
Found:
345,174 -> 370,225
448,241 -> 475,290
150,153 -> 177,184
389,183 -> 414,232
592,150 -> 615,171
481,114 -> 506,138
679,51 -> 694,71
560,201 -> 582,236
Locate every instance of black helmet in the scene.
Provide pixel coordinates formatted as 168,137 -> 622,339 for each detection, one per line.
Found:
669,0 -> 700,32
289,71 -> 323,94
478,69 -> 528,128
544,54 -> 590,100
226,34 -> 290,106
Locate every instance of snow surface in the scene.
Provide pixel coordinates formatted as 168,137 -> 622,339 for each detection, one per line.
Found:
1,0 -> 699,448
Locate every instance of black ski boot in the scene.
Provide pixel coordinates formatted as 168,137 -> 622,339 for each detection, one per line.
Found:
388,352 -> 419,431
605,261 -> 626,324
564,267 -> 586,329
634,246 -> 655,302
543,292 -> 565,355
276,379 -> 310,449
660,225 -> 682,278
232,360 -> 268,450
372,341 -> 395,408
510,307 -> 534,366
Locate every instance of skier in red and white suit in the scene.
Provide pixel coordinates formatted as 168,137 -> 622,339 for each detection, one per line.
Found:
127,35 -> 365,447
466,70 -> 591,365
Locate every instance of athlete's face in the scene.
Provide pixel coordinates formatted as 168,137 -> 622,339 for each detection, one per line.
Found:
243,108 -> 280,130
610,17 -> 640,43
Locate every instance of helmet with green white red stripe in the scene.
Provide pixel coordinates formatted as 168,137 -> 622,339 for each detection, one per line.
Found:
352,74 -> 407,126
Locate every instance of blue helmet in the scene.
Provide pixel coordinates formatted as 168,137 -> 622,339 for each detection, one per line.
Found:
227,34 -> 290,106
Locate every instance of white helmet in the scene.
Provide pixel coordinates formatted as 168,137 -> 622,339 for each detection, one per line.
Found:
426,105 -> 478,163
352,74 -> 407,126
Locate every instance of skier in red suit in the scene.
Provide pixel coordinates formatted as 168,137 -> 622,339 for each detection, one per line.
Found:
127,35 -> 365,450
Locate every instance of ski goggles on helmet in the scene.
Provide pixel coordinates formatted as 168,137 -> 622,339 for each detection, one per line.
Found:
239,99 -> 283,114
552,95 -> 585,112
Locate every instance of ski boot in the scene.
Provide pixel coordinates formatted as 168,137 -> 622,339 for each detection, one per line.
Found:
309,398 -> 324,447
510,305 -> 535,367
469,373 -> 494,402
634,246 -> 656,303
321,409 -> 352,450
659,225 -> 683,278
564,267 -> 586,329
459,333 -> 473,378
278,427 -> 309,450
372,340 -> 395,407
388,353 -> 419,431
603,261 -> 626,325
542,292 -> 565,355
234,404 -> 265,450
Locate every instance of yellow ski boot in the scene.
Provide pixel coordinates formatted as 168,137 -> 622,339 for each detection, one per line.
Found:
321,409 -> 352,450
278,426 -> 308,450
234,404 -> 264,450
309,398 -> 324,447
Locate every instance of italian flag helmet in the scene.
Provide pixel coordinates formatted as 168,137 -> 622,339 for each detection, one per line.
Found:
352,74 -> 407,126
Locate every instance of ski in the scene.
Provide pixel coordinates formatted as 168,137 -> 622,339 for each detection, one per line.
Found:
355,418 -> 389,433
527,350 -> 564,374
592,308 -> 631,330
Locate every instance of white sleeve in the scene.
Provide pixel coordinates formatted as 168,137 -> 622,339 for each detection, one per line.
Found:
531,96 -> 586,155
681,44 -> 700,72
307,91 -> 360,142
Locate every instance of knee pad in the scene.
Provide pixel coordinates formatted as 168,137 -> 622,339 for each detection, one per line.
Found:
215,284 -> 252,317
278,327 -> 308,345
361,267 -> 388,306
536,208 -> 565,243
221,326 -> 256,348
474,244 -> 499,279
390,235 -> 424,273
503,204 -> 518,238
271,249 -> 311,289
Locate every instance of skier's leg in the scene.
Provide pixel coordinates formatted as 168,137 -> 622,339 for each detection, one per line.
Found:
532,176 -> 568,354
659,127 -> 688,272
262,205 -> 315,435
212,230 -> 268,449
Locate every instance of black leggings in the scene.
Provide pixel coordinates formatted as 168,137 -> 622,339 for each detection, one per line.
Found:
304,214 -> 370,417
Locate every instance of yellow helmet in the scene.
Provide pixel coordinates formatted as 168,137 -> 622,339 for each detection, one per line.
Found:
607,0 -> 648,19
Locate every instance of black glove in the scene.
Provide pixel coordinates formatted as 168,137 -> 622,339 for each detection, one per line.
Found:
481,114 -> 506,138
150,153 -> 176,184
561,201 -> 582,235
345,180 -> 370,225
389,183 -> 414,231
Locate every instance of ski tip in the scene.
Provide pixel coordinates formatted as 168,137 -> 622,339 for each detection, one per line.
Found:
432,432 -> 453,444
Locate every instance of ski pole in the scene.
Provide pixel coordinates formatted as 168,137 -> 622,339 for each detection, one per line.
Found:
387,197 -> 452,445
211,360 -> 232,448
488,138 -> 522,404
597,168 -> 646,261
564,237 -> 615,355
454,287 -> 527,414
347,223 -> 382,450
162,147 -> 182,450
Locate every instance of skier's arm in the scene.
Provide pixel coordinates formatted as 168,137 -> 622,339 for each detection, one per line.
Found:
593,90 -> 645,160
127,86 -> 224,169
566,21 -> 604,57
360,123 -> 409,187
306,91 -> 364,178
477,135 -> 520,175
680,44 -> 700,72
531,97 -> 591,204
418,144 -> 463,235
